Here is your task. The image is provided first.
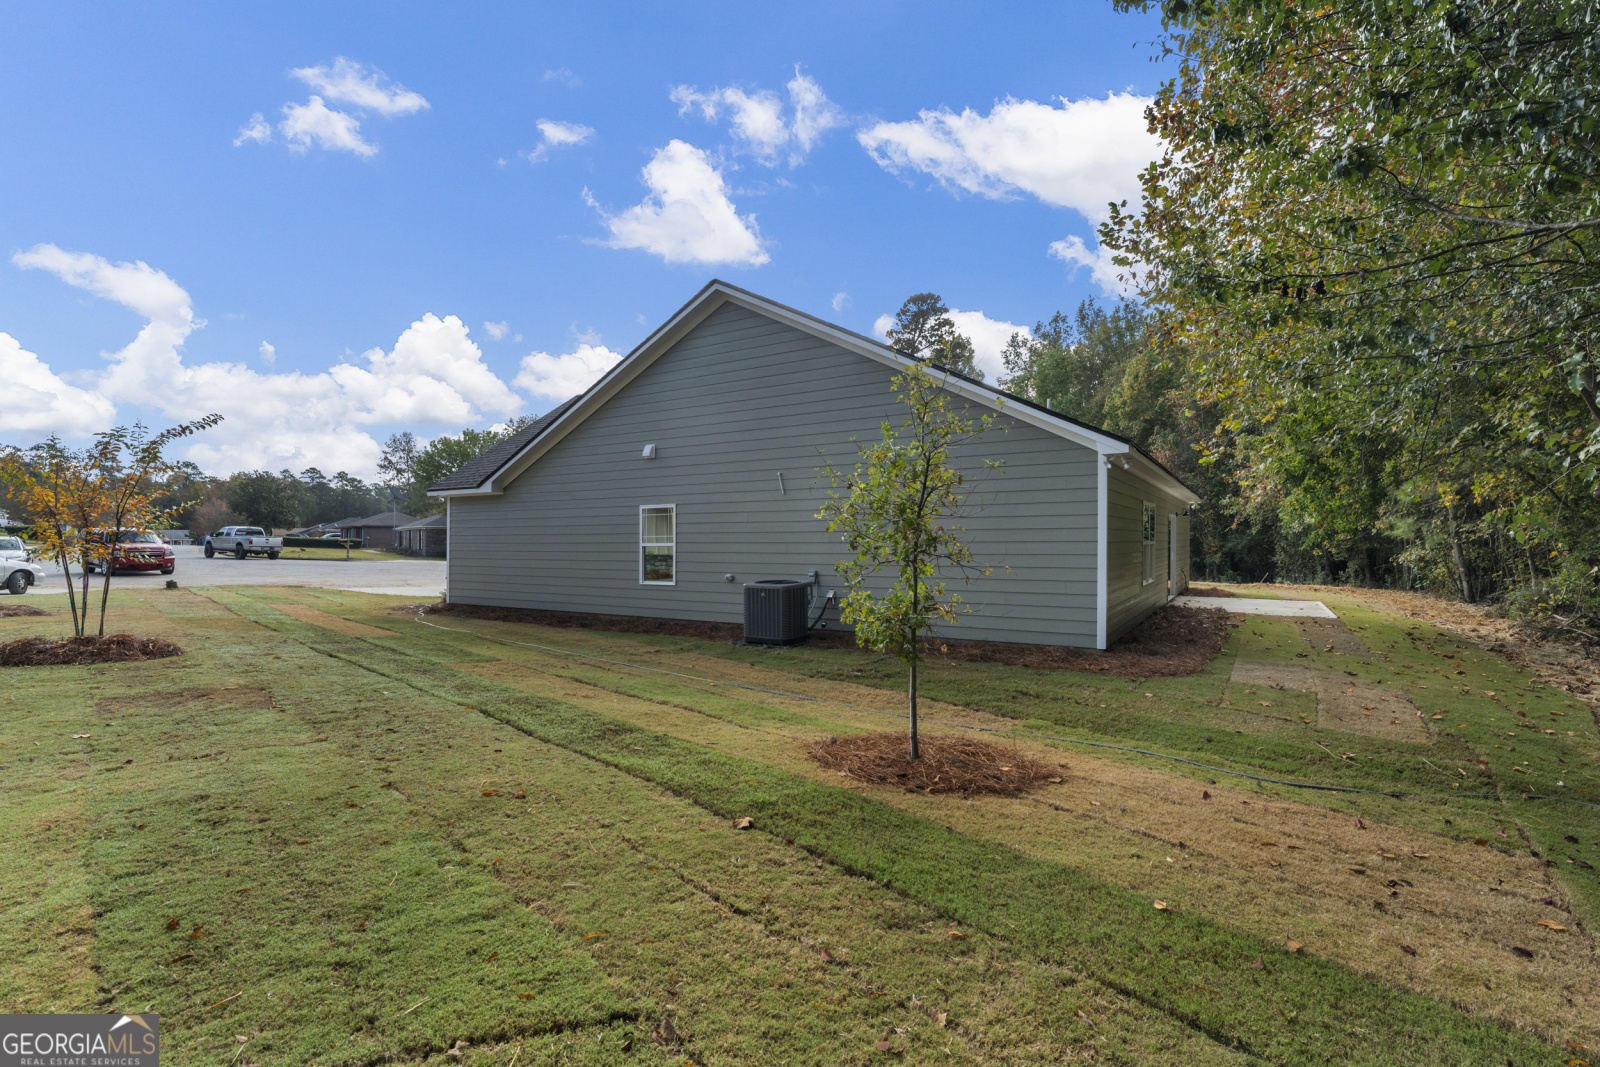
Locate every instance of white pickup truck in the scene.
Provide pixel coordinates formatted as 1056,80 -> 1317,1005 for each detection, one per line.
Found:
204,526 -> 282,560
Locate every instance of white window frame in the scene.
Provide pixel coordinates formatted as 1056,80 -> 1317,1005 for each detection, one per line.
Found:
639,504 -> 676,586
1141,501 -> 1157,586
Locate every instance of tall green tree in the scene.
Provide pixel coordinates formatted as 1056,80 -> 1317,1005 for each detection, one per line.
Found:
1106,0 -> 1600,621
818,363 -> 1000,758
225,471 -> 301,531
885,293 -> 983,381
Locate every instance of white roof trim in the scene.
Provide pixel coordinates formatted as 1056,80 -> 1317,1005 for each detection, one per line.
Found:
432,280 -> 1199,502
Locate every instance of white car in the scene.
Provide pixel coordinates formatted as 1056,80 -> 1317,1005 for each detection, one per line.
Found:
3,557 -> 45,595
0,535 -> 29,562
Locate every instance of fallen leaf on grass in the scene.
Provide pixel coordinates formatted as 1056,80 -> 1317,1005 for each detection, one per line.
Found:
71,733 -> 90,739
518,993 -> 535,999
1538,920 -> 1568,932
1353,818 -> 1365,829
1511,946 -> 1535,959
1152,900 -> 1169,911
1566,834 -> 1581,844
485,951 -> 499,962
931,1010 -> 947,1028
1201,790 -> 1211,801
482,789 -> 501,797
1286,939 -> 1304,953
1258,701 -> 1273,707
169,953 -> 192,965
583,932 -> 607,941
947,930 -> 968,939
166,918 -> 179,930
1400,944 -> 1418,956
512,790 -> 526,799
732,817 -> 754,830
1411,852 -> 1429,859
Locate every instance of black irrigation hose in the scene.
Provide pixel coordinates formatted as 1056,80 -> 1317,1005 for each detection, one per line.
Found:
406,610 -> 1600,810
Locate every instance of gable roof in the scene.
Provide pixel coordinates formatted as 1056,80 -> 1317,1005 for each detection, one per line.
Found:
397,513 -> 448,530
428,280 -> 1199,502
345,511 -> 417,528
426,397 -> 582,493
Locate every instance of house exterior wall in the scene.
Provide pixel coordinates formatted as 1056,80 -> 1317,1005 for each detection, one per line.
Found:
447,302 -> 1107,646
1105,464 -> 1194,642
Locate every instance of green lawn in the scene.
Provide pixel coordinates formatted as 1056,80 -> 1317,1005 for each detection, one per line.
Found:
272,545 -> 401,561
2,585 -> 1594,1065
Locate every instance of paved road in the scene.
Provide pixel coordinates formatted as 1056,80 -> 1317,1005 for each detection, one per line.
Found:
20,546 -> 446,597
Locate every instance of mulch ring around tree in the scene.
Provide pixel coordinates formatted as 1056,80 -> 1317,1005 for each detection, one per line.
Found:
0,604 -> 51,618
412,602 -> 1234,678
0,634 -> 182,667
807,732 -> 1058,797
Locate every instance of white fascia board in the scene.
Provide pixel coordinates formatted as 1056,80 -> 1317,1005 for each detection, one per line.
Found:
437,279 -> 1190,498
478,284 -> 734,494
717,289 -> 1129,455
1101,449 -> 1201,505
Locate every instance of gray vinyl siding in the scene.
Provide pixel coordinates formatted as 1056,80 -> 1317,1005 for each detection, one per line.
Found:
1106,466 -> 1193,642
448,302 -> 1105,646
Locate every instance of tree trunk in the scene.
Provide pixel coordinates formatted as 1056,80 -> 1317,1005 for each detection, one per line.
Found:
1446,502 -> 1472,602
58,548 -> 81,637
908,658 -> 920,760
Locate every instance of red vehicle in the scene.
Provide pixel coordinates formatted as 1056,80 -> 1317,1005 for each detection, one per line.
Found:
84,530 -> 176,576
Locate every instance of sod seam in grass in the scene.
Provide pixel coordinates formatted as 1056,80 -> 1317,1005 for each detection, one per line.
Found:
222,599 -> 1564,1067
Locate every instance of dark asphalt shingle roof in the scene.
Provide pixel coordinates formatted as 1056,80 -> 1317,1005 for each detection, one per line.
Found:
397,513 -> 448,530
345,511 -> 417,529
426,397 -> 582,492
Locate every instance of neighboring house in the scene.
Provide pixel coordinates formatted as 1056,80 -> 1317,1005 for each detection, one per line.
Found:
396,513 -> 447,557
339,511 -> 416,549
430,281 -> 1197,649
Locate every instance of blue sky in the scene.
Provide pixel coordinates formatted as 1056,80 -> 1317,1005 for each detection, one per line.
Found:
0,1 -> 1169,478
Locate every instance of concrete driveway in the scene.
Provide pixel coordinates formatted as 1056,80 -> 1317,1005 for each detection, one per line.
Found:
20,546 -> 446,598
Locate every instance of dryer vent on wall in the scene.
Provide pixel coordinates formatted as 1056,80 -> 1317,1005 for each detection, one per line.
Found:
743,579 -> 810,645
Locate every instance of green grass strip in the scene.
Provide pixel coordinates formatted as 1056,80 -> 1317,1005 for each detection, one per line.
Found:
224,599 -> 1561,1067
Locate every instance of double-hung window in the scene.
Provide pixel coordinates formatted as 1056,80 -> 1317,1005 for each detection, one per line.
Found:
1141,501 -> 1157,585
640,505 -> 676,584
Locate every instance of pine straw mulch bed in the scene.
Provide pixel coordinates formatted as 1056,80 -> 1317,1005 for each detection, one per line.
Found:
807,732 -> 1058,797
409,602 -> 1234,678
0,603 -> 51,618
0,634 -> 182,667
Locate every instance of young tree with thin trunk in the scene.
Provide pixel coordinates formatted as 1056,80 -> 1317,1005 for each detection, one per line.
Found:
818,363 -> 1000,758
0,416 -> 220,637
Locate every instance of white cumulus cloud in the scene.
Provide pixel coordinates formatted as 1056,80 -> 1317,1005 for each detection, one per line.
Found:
857,93 -> 1156,223
589,140 -> 768,266
513,343 -> 623,402
9,244 -> 530,478
873,307 -> 1029,382
258,341 -> 276,364
233,112 -> 272,146
671,67 -> 845,166
289,56 -> 429,117
0,332 -> 117,438
1049,235 -> 1136,296
279,97 -> 377,157
528,118 -> 594,162
235,57 -> 426,158
483,321 -> 510,341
